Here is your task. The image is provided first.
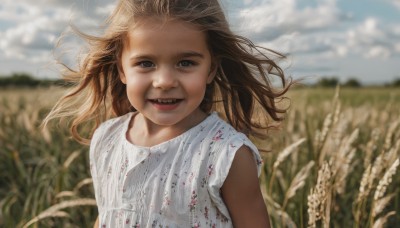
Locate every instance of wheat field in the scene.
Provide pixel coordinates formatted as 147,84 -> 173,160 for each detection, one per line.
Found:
0,86 -> 399,227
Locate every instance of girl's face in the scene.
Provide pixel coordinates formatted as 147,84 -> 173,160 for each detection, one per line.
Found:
119,18 -> 215,129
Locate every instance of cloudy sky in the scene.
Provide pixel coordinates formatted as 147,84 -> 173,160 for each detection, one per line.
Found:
1,0 -> 399,84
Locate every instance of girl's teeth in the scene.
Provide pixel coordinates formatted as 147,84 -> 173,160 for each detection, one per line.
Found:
156,99 -> 177,104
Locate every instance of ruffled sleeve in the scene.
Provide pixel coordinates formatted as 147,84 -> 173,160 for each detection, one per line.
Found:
207,131 -> 263,219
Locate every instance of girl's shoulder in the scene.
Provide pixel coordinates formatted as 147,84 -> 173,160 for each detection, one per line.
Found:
90,112 -> 133,147
96,112 -> 133,134
208,112 -> 244,137
200,112 -> 255,149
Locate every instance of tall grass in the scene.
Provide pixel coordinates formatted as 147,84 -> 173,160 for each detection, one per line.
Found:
0,88 -> 97,227
261,87 -> 400,227
0,87 -> 399,227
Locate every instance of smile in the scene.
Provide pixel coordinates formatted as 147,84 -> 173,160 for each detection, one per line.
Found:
149,99 -> 183,104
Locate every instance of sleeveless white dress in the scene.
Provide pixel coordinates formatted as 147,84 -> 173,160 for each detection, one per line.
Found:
90,112 -> 262,227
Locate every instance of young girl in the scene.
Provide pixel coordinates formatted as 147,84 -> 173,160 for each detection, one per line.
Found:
45,0 -> 292,227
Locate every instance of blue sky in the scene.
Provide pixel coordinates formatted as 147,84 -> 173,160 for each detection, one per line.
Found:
0,0 -> 399,84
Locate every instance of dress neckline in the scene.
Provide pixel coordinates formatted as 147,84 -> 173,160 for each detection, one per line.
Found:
122,112 -> 217,152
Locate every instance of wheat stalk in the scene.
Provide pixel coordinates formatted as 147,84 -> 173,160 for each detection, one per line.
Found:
22,198 -> 97,228
384,141 -> 400,166
277,209 -> 297,228
276,169 -> 288,191
367,159 -> 399,228
73,178 -> 93,192
55,191 -> 76,198
372,211 -> 396,228
41,125 -> 52,144
372,193 -> 396,218
63,150 -> 81,169
262,189 -> 297,228
282,161 -> 315,210
357,164 -> 372,203
368,154 -> 384,191
383,119 -> 399,151
333,148 -> 356,195
273,138 -> 307,170
326,128 -> 358,195
269,138 -> 306,193
316,113 -> 332,153
307,162 -> 332,228
373,158 -> 399,201
364,129 -> 381,167
307,188 -> 319,228
332,101 -> 341,126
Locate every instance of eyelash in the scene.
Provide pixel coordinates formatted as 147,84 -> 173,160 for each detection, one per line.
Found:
177,60 -> 196,67
134,60 -> 197,69
137,61 -> 155,68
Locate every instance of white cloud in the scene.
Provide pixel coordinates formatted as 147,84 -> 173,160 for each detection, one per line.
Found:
96,4 -> 116,17
395,43 -> 400,52
365,46 -> 391,59
238,1 -> 400,62
1,13 -> 67,60
344,18 -> 400,59
389,0 -> 400,9
238,0 -> 342,39
234,0 -> 355,61
232,0 -> 400,83
0,0 -> 111,64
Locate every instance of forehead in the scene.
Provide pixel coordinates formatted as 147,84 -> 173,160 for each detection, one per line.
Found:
128,17 -> 205,38
123,17 -> 209,54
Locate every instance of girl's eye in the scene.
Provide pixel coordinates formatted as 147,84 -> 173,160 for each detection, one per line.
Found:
138,61 -> 155,68
178,60 -> 195,67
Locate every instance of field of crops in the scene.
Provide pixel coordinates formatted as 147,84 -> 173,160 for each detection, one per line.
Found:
0,86 -> 399,227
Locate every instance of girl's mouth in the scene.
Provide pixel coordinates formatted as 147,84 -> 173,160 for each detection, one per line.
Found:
149,98 -> 183,111
149,99 -> 183,105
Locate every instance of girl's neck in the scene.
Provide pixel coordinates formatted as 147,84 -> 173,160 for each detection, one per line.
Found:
126,110 -> 208,147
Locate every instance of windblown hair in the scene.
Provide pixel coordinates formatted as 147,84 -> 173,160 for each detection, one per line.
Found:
43,0 -> 293,145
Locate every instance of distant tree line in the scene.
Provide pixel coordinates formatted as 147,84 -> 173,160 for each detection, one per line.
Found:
314,76 -> 400,88
1,72 -> 399,88
0,73 -> 68,88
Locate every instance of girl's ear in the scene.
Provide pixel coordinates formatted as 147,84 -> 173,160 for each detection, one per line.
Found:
118,62 -> 127,84
207,60 -> 218,84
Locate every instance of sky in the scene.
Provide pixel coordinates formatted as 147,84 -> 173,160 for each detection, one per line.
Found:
0,0 -> 399,85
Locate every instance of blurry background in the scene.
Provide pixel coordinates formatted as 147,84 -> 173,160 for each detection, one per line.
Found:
0,0 -> 399,85
0,0 -> 399,227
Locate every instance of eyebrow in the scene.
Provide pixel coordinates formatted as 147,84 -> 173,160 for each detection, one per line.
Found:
129,51 -> 205,61
179,51 -> 205,59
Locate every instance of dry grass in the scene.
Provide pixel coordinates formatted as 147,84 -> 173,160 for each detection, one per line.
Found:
1,86 -> 399,227
262,87 -> 400,227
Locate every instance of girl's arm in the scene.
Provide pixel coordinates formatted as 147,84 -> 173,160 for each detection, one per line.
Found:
93,216 -> 99,228
221,146 -> 271,228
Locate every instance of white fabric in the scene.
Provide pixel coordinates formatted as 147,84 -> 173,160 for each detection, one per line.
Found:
90,112 -> 262,228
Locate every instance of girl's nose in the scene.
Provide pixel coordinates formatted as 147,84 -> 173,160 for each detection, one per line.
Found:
152,67 -> 178,90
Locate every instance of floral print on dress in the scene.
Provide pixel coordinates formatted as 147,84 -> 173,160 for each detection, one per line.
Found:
90,112 -> 262,227
257,158 -> 264,166
208,165 -> 214,176
204,206 -> 209,219
212,129 -> 224,141
189,190 -> 198,212
119,157 -> 129,180
171,173 -> 179,192
164,196 -> 171,206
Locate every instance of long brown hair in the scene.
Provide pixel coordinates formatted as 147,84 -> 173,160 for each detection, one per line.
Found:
43,0 -> 293,144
